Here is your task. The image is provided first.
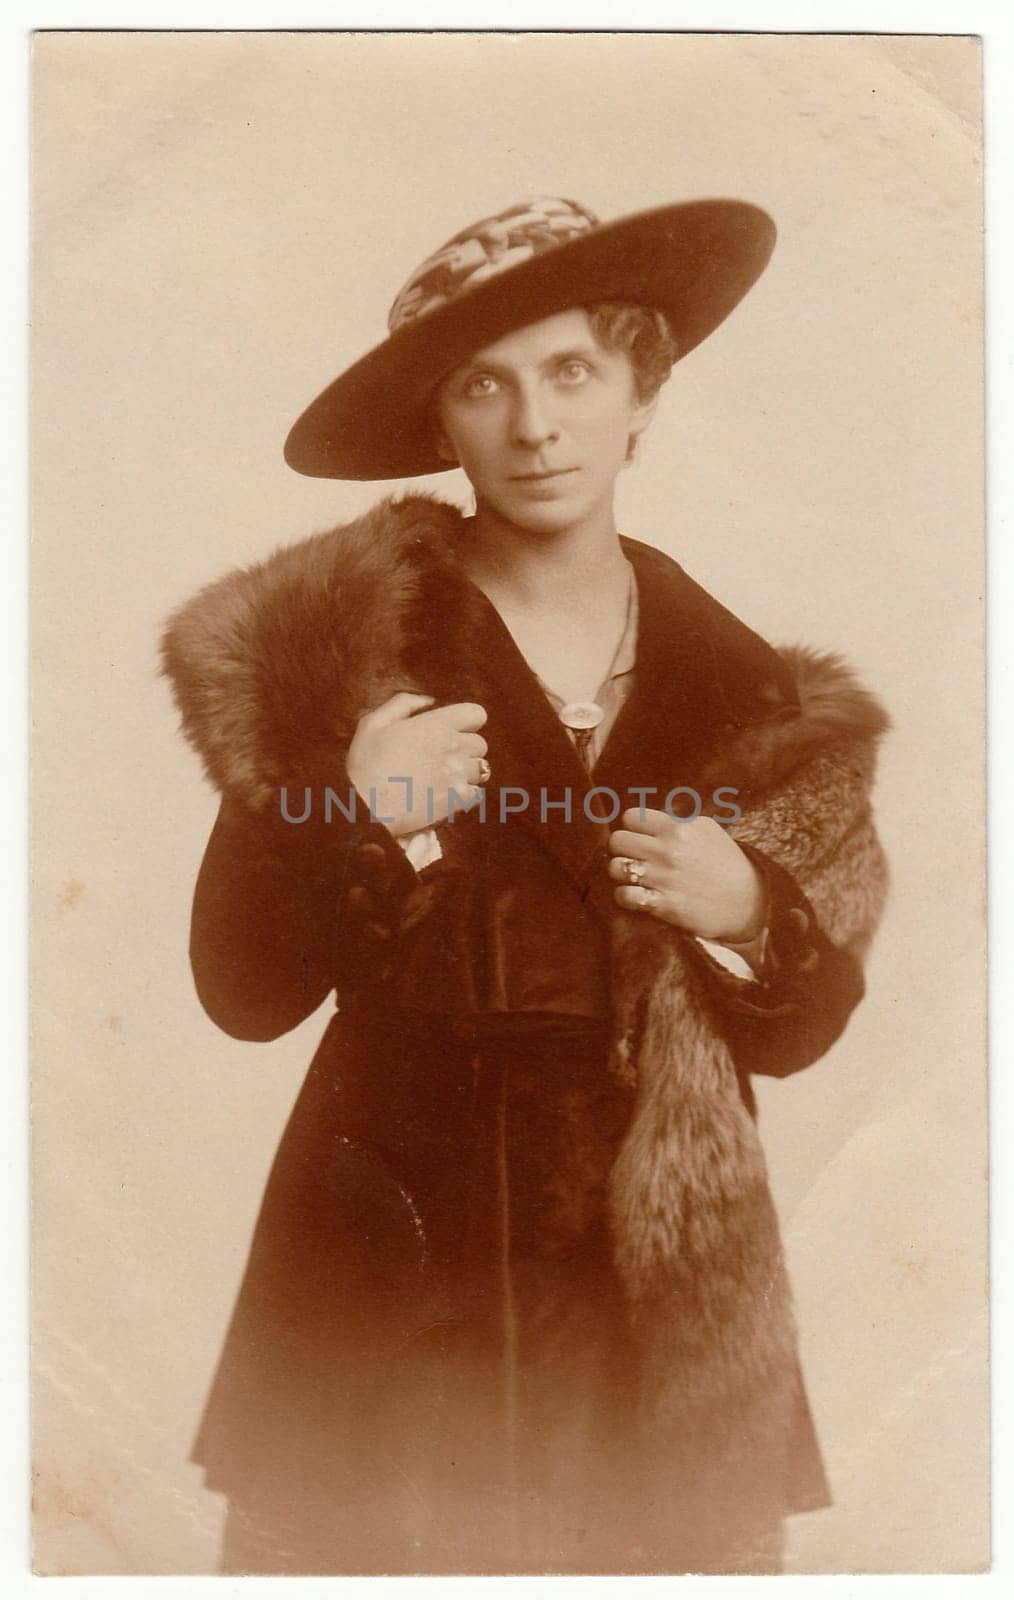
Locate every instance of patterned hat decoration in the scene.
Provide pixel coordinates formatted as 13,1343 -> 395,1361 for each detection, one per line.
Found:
387,197 -> 601,333
285,194 -> 777,480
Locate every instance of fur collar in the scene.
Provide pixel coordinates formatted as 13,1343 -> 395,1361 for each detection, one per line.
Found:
161,492 -> 889,827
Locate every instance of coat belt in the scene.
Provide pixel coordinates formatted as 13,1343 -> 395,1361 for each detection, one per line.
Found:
338,1002 -> 612,1055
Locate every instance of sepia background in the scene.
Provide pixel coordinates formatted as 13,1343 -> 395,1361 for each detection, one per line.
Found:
31,32 -> 985,1574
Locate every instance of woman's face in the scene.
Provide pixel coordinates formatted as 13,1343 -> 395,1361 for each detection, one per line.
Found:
435,308 -> 656,536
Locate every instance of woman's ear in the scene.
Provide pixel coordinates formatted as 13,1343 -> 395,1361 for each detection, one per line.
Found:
629,393 -> 659,442
624,393 -> 659,463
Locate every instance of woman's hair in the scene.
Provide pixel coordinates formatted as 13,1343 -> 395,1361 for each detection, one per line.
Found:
584,303 -> 678,403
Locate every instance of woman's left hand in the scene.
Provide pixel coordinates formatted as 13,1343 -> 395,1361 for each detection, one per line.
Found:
608,808 -> 766,942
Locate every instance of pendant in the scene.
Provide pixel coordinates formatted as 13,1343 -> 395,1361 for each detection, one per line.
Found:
558,700 -> 605,731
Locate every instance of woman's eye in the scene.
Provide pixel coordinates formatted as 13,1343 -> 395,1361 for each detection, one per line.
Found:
558,360 -> 591,384
463,373 -> 498,398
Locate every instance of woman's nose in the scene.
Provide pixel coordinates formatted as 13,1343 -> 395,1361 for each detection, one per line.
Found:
511,384 -> 559,448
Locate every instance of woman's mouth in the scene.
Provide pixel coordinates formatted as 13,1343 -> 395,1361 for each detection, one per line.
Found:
508,467 -> 572,480
510,468 -> 578,487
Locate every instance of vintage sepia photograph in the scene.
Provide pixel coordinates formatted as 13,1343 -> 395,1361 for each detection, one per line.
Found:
30,30 -> 987,1577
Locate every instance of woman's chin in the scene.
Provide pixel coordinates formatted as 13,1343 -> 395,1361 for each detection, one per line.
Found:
485,488 -> 606,537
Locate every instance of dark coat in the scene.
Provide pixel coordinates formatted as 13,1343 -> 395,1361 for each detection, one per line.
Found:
161,495 -> 890,1574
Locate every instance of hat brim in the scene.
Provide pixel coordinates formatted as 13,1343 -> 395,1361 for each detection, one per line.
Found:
284,199 -> 776,481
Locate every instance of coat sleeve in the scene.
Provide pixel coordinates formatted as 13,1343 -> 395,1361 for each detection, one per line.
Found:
188,769 -> 419,1043
684,749 -> 889,1079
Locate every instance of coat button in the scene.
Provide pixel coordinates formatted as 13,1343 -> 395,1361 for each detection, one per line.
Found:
786,907 -> 810,936
351,840 -> 390,887
342,889 -> 385,934
354,840 -> 387,865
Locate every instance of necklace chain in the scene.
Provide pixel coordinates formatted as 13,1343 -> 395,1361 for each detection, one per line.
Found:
557,560 -> 635,719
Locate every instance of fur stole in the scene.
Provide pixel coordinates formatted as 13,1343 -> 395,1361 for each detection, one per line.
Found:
608,658 -> 888,1530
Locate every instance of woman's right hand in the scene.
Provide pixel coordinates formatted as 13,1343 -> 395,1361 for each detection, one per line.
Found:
346,692 -> 489,837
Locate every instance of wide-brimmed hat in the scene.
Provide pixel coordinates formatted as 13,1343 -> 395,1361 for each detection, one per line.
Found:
284,195 -> 776,481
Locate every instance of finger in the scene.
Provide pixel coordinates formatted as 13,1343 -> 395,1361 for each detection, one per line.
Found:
619,806 -> 679,836
470,755 -> 492,785
455,732 -> 488,758
607,855 -> 660,888
608,830 -> 671,864
614,884 -> 665,913
429,701 -> 488,732
361,691 -> 436,728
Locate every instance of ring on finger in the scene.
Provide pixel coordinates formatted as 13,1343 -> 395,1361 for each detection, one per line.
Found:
476,756 -> 492,784
623,857 -> 647,887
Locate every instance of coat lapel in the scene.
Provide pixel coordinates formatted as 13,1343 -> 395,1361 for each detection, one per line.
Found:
426,529 -> 752,899
593,537 -> 739,802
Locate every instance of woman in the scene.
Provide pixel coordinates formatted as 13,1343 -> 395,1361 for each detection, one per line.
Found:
161,196 -> 890,1575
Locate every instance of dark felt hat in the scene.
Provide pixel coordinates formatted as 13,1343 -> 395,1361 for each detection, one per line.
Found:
284,195 -> 776,481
